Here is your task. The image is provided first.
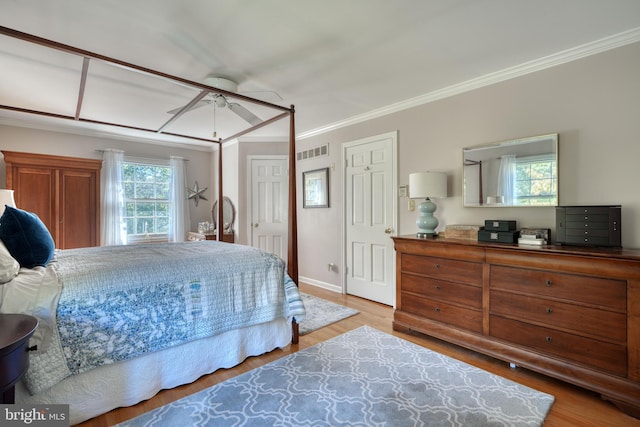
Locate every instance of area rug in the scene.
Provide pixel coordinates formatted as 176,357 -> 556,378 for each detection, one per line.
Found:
116,326 -> 554,427
298,292 -> 359,335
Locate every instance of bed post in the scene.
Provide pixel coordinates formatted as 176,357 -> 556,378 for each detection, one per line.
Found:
287,105 -> 300,344
216,139 -> 224,242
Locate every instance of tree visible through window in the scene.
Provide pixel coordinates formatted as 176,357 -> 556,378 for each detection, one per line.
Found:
515,155 -> 557,206
123,162 -> 171,242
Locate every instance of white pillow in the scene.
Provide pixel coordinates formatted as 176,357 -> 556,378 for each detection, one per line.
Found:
0,240 -> 20,283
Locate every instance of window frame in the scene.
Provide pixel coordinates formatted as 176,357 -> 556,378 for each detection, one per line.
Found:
514,154 -> 557,206
122,157 -> 172,244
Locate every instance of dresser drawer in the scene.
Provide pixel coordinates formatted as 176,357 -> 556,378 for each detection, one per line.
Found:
401,294 -> 482,333
490,265 -> 626,310
490,316 -> 627,376
401,254 -> 482,286
490,290 -> 626,342
402,274 -> 482,309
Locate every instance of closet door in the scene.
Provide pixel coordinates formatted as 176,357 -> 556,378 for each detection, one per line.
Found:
59,168 -> 99,248
8,165 -> 57,238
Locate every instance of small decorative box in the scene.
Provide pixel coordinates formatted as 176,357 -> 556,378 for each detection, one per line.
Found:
478,229 -> 519,243
444,224 -> 482,241
484,220 -> 517,232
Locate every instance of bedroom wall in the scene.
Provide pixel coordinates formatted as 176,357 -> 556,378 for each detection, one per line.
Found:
296,41 -> 640,292
0,125 -> 217,232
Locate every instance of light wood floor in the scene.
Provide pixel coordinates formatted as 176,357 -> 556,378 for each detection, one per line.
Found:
79,283 -> 640,427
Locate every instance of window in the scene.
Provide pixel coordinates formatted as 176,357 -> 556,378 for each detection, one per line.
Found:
123,161 -> 171,243
515,155 -> 557,206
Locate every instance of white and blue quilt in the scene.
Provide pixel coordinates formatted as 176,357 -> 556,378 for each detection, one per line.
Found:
7,241 -> 304,395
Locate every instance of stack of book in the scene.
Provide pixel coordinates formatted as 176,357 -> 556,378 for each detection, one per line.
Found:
518,228 -> 550,246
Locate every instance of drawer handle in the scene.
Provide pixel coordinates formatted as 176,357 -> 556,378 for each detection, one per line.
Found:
545,279 -> 552,287
546,307 -> 553,314
435,285 -> 441,291
434,264 -> 440,269
434,307 -> 440,313
546,336 -> 553,343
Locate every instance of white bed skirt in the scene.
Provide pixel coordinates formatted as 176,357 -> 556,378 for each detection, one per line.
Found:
17,319 -> 292,425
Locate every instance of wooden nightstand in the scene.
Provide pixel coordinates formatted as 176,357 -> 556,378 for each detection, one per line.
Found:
0,313 -> 38,404
187,231 -> 235,243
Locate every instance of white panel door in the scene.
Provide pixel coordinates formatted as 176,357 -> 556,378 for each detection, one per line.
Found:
345,132 -> 396,306
250,157 -> 288,263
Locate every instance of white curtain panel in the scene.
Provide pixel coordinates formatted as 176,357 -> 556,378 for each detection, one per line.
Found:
169,156 -> 191,242
100,150 -> 127,246
497,154 -> 516,205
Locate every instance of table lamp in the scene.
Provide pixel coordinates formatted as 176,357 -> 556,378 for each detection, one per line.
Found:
409,172 -> 447,237
0,189 -> 16,217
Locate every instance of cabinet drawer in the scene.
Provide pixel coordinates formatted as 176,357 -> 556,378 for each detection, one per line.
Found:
490,265 -> 626,310
565,206 -> 614,215
565,228 -> 610,237
490,290 -> 626,342
401,294 -> 482,333
490,316 -> 627,376
565,214 -> 610,224
402,274 -> 481,309
559,235 -> 613,246
401,254 -> 482,286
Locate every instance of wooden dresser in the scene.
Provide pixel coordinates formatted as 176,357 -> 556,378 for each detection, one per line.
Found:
392,235 -> 640,418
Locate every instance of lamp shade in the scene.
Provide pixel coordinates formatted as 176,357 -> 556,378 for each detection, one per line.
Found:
409,172 -> 447,199
0,189 -> 16,217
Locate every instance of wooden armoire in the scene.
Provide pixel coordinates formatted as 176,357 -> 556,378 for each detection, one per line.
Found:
2,151 -> 101,249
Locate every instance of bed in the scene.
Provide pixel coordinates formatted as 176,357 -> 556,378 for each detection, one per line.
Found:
0,27 -> 303,426
0,238 -> 304,425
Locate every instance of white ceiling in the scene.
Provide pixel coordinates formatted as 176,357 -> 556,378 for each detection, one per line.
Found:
2,0 -> 640,147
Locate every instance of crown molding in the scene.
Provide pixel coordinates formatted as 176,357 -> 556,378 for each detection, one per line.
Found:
298,27 -> 640,140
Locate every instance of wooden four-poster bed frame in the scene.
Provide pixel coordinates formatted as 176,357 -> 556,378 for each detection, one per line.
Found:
0,25 -> 300,341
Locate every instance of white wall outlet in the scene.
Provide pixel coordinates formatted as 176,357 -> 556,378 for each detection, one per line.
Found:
408,199 -> 415,211
399,185 -> 407,197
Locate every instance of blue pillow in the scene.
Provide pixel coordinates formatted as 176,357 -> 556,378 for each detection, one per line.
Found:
0,206 -> 55,268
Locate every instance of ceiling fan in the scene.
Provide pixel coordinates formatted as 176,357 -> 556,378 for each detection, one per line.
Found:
167,76 -> 262,126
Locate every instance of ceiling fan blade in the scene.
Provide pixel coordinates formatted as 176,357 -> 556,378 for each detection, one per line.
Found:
166,99 -> 211,115
228,102 -> 262,126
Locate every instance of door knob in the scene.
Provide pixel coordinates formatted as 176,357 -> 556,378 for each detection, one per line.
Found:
253,223 -> 259,228
384,228 -> 392,234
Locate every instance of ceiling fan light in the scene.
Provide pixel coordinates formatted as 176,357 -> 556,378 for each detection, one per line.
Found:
214,95 -> 227,108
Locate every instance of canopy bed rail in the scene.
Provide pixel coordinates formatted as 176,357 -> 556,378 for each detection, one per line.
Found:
0,25 -> 300,340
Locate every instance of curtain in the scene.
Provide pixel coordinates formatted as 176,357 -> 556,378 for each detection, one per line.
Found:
497,154 -> 516,205
100,150 -> 126,245
169,156 -> 190,242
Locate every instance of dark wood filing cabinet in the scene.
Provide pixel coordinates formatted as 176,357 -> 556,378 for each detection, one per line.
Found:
393,235 -> 640,418
556,205 -> 621,247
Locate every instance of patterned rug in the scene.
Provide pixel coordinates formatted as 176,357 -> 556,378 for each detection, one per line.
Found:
116,326 -> 554,427
298,292 -> 359,335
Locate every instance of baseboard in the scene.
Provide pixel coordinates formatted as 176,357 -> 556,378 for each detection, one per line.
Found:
298,276 -> 343,294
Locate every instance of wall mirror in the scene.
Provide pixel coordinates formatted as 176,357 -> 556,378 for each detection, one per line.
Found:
212,196 -> 236,232
463,133 -> 558,207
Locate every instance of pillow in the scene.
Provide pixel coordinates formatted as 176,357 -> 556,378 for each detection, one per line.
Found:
0,240 -> 19,283
0,206 -> 55,268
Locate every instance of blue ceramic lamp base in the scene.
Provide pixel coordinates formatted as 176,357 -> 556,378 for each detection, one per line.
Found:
416,198 -> 439,238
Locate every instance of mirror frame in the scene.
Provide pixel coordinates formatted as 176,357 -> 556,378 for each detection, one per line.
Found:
463,133 -> 558,207
212,196 -> 236,232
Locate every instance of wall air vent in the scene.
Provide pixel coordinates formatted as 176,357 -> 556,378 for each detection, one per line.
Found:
297,144 -> 329,161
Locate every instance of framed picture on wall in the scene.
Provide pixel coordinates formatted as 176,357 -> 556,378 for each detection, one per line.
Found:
303,167 -> 329,208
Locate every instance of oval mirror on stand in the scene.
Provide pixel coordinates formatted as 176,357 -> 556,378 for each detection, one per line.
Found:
212,196 -> 236,233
